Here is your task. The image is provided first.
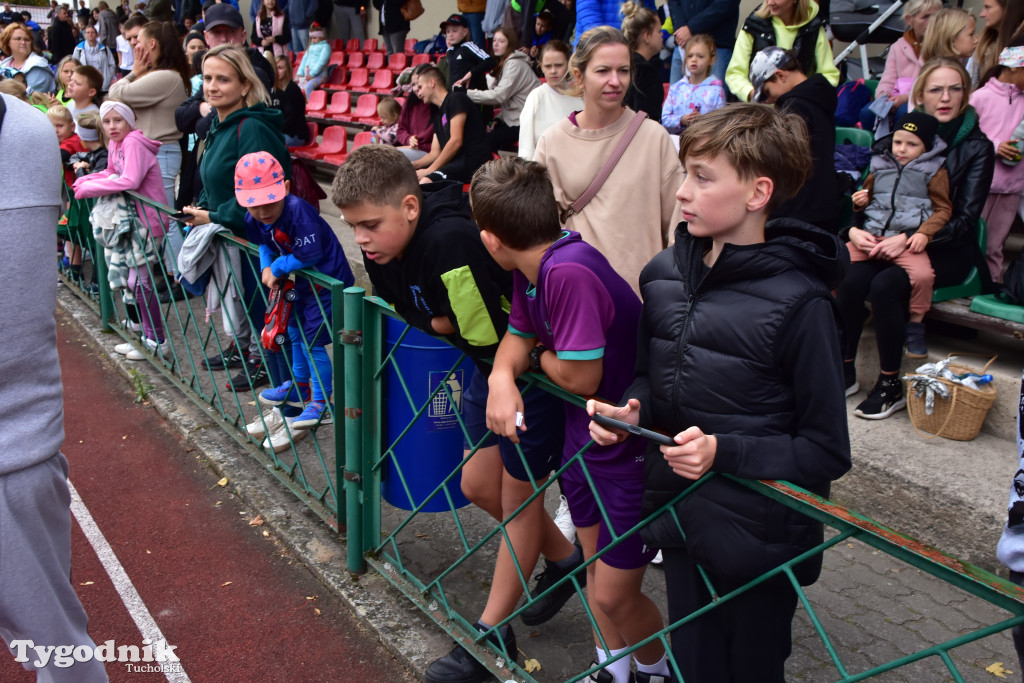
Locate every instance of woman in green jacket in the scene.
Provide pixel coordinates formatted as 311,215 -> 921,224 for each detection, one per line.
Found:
183,44 -> 290,236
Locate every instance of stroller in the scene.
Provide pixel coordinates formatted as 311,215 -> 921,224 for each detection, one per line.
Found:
830,0 -> 907,80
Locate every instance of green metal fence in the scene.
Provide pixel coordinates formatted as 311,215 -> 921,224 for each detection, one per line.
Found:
62,190 -> 347,530
63,190 -> 1024,682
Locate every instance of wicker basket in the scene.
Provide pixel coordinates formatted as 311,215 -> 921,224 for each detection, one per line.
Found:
904,354 -> 998,441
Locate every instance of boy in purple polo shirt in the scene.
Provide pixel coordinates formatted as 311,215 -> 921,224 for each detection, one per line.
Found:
473,157 -> 672,683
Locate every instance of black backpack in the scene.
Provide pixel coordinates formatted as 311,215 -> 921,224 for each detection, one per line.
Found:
999,255 -> 1024,305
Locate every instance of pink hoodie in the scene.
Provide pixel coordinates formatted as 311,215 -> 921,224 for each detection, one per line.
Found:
970,77 -> 1024,195
72,129 -> 167,236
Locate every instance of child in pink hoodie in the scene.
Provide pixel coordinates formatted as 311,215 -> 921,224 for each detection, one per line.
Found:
969,45 -> 1024,282
73,99 -> 168,356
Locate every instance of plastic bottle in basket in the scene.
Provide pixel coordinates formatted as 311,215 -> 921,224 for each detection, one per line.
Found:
956,373 -> 994,390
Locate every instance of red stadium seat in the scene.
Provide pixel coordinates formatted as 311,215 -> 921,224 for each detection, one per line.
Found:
326,91 -> 351,119
304,89 -> 327,116
330,39 -> 344,50
362,38 -> 380,53
347,51 -> 364,67
324,66 -> 347,88
345,39 -> 360,52
296,124 -> 347,160
404,38 -> 416,54
366,51 -> 385,70
328,51 -> 345,67
387,53 -> 407,71
347,67 -> 369,89
411,53 -> 430,66
322,131 -> 374,165
370,69 -> 393,93
350,94 -> 380,124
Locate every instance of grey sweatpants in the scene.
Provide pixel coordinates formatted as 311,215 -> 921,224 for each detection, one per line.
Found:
0,453 -> 108,682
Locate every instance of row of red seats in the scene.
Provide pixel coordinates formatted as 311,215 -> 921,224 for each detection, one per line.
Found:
306,91 -> 394,124
313,66 -> 397,94
327,37 -> 418,54
290,123 -> 375,165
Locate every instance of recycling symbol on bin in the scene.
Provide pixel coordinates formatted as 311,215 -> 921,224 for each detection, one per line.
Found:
429,370 -> 464,418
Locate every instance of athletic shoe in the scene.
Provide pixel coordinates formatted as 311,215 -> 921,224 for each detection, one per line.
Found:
905,321 -> 928,359
423,624 -> 516,683
121,318 -> 142,333
854,375 -> 906,420
262,415 -> 307,453
114,342 -> 134,355
202,343 -> 243,371
554,494 -> 576,543
292,401 -> 332,430
650,550 -> 663,565
520,544 -> 586,626
635,672 -> 674,683
245,406 -> 284,439
259,380 -> 294,407
584,662 -> 616,683
227,354 -> 269,391
125,337 -> 168,361
844,362 -> 859,397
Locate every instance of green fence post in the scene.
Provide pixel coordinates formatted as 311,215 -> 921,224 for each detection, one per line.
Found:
361,300 -> 383,554
332,280 -> 347,534
94,242 -> 113,331
343,286 -> 366,573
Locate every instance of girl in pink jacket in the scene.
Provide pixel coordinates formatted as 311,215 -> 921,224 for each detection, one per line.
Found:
73,100 -> 168,356
970,45 -> 1024,282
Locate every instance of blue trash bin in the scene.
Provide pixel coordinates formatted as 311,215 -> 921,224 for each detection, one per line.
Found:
382,318 -> 473,512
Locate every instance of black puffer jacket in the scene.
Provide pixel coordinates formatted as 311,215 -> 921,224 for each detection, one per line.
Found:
634,218 -> 851,585
926,115 -> 995,288
741,10 -> 824,76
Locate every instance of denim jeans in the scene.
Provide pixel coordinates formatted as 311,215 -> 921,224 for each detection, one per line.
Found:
156,142 -> 184,275
463,12 -> 485,48
291,26 -> 308,51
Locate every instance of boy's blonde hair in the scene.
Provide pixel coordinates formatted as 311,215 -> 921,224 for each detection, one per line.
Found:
469,157 -> 561,250
920,8 -> 974,62
678,103 -> 810,210
47,104 -> 74,124
330,145 -> 422,210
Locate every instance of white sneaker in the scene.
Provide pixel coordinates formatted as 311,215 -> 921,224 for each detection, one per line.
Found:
650,550 -> 663,565
246,407 -> 284,438
126,337 -> 168,361
262,415 -> 307,453
554,495 -> 576,543
121,318 -> 141,332
114,342 -> 134,355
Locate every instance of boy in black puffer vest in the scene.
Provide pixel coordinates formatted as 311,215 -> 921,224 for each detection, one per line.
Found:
588,103 -> 851,682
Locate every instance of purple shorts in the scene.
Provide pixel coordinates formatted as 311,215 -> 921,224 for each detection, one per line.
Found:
561,460 -> 657,570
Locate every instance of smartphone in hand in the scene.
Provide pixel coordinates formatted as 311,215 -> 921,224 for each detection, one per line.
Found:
591,413 -> 676,446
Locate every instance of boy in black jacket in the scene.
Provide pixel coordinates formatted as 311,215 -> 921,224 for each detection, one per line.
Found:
331,146 -> 581,683
589,103 -> 851,682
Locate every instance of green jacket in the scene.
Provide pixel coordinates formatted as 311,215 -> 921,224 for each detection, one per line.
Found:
198,104 -> 291,236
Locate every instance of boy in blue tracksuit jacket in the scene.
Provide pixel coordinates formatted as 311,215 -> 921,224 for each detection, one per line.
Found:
235,151 -> 354,430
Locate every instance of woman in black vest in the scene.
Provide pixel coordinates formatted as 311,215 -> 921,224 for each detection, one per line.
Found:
724,0 -> 838,102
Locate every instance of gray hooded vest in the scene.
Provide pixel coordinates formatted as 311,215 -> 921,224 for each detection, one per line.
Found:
863,136 -> 947,238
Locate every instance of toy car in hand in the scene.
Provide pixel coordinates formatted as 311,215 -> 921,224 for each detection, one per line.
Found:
261,279 -> 297,352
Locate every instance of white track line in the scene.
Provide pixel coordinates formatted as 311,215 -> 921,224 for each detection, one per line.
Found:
68,480 -> 191,683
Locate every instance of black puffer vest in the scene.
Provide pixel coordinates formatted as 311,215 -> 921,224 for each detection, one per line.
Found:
741,10 -> 825,77
639,218 -> 844,585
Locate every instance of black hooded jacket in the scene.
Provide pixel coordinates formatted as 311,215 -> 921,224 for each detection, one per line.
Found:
633,218 -> 851,585
774,73 -> 839,233
362,181 -> 513,364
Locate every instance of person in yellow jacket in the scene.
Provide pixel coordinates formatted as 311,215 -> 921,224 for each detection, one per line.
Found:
724,0 -> 839,102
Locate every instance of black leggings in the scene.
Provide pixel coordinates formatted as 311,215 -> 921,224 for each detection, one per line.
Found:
834,260 -> 911,374
486,120 -> 519,153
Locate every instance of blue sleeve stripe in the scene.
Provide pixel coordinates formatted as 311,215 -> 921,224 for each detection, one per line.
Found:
555,348 -> 604,361
507,324 -> 536,338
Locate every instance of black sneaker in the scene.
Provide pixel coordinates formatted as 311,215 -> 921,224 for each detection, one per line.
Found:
520,544 -> 586,626
423,624 -> 516,683
584,662 -> 617,682
905,321 -> 928,359
854,375 -> 906,420
635,671 -> 674,683
227,354 -> 269,391
844,362 -> 859,397
203,343 -> 243,371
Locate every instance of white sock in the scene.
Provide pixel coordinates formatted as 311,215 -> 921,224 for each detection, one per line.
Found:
595,646 -> 631,683
635,653 -> 670,676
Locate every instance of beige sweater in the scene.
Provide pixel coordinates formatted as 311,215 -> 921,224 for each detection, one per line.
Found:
535,108 -> 682,295
107,69 -> 188,144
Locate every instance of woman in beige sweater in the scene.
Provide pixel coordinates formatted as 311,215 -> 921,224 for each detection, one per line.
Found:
107,20 -> 190,268
535,25 -> 682,295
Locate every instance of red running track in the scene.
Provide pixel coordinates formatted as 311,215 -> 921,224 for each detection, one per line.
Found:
0,316 -> 413,682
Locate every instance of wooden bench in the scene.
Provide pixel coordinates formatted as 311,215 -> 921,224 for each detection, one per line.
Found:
927,298 -> 1024,341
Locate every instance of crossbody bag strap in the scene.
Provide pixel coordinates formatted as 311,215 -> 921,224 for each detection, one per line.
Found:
565,109 -> 647,220
0,95 -> 7,137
